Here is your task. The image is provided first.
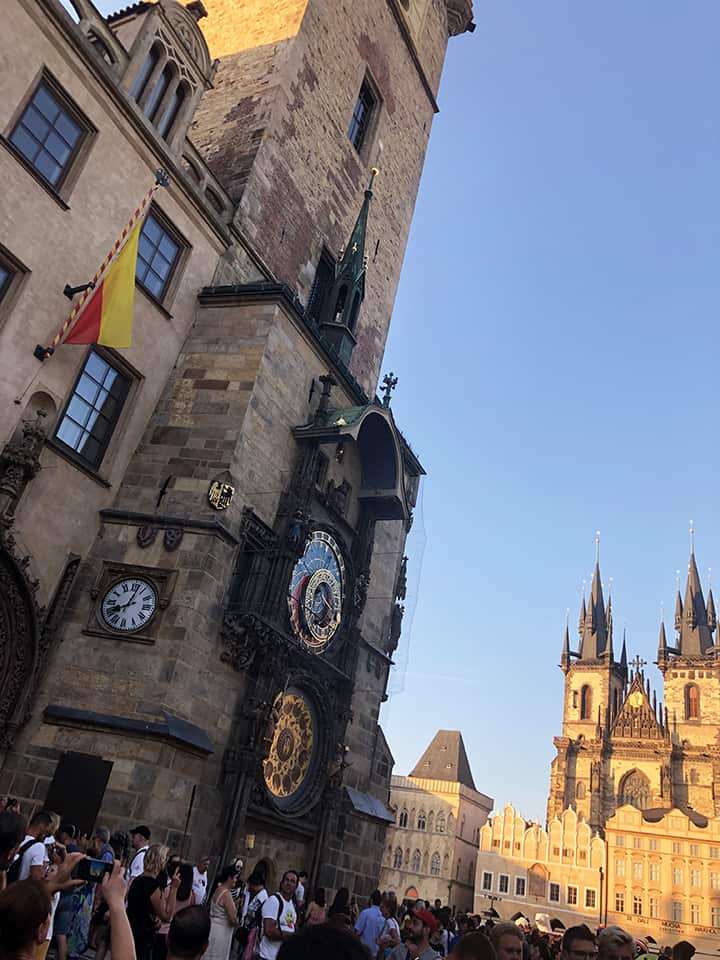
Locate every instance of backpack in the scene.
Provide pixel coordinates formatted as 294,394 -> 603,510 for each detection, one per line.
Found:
7,839 -> 41,885
256,894 -> 294,956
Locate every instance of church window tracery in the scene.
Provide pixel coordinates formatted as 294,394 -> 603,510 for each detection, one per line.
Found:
427,811 -> 434,832
398,808 -> 408,827
436,813 -> 446,833
417,810 -> 426,830
685,683 -> 700,719
431,852 -> 440,876
580,685 -> 592,719
393,847 -> 402,868
618,769 -> 651,810
411,849 -> 421,872
576,781 -> 586,800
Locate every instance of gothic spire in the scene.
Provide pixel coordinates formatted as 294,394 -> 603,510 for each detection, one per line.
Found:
678,550 -> 713,656
620,629 -> 628,673
708,588 -> 717,632
318,168 -> 376,367
561,623 -> 571,674
579,560 -> 608,660
674,589 -> 683,633
657,619 -> 668,670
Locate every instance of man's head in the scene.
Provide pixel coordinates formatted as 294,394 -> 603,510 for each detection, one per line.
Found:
28,811 -> 53,842
370,889 -> 382,907
277,924 -> 370,960
280,869 -> 299,899
408,908 -> 437,948
457,915 -> 473,936
434,898 -> 442,910
94,826 -> 110,846
450,932 -> 497,960
598,929 -> 634,960
0,812 -> 26,867
298,871 -> 308,882
490,922 -> 524,960
130,825 -> 151,849
561,926 -> 597,960
168,905 -> 211,960
196,857 -> 210,875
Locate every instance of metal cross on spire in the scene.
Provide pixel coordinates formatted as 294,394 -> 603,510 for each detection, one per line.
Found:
629,655 -> 647,673
381,371 -> 398,408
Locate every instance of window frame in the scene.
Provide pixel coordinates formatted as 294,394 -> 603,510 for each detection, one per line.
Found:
615,891 -> 625,913
50,347 -> 134,474
584,888 -> 597,910
4,69 -> 96,203
566,884 -> 578,906
549,882 -> 560,903
135,204 -> 188,308
347,71 -> 381,159
0,244 -> 29,325
498,874 -> 509,894
514,876 -> 526,897
481,871 -> 492,892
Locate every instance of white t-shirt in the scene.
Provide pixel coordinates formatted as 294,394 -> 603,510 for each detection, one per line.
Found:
127,845 -> 148,880
242,887 -> 268,922
192,867 -> 208,903
16,835 -> 47,880
296,881 -> 305,904
259,893 -> 297,960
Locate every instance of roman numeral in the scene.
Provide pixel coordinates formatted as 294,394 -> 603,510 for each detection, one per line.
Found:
110,615 -> 119,625
122,583 -> 130,592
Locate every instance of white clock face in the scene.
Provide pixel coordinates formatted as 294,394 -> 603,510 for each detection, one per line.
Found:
100,578 -> 158,633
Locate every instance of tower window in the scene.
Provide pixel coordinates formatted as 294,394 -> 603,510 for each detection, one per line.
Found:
685,683 -> 700,720
348,77 -> 377,153
580,685 -> 592,720
306,248 -> 335,324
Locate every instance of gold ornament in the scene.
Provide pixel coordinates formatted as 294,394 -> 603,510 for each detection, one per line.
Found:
263,693 -> 314,799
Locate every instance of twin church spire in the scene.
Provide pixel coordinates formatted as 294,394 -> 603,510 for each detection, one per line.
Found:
561,534 -> 720,675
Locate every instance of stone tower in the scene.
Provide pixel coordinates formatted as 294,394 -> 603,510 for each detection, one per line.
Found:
1,0 -> 475,904
548,542 -> 720,834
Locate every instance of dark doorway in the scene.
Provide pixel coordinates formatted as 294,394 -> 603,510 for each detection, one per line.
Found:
45,751 -> 113,835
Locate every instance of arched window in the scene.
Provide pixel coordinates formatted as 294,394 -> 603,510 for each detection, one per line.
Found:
431,852 -> 441,876
686,684 -> 700,720
417,811 -> 426,831
399,808 -> 408,828
436,813 -> 446,834
619,769 -> 651,810
422,852 -> 428,873
443,853 -> 449,873
333,285 -> 348,322
411,849 -> 421,872
393,847 -> 402,869
144,63 -> 174,122
447,813 -> 455,834
580,685 -> 592,720
156,81 -> 188,139
130,44 -> 160,100
576,781 -> 586,800
427,811 -> 434,833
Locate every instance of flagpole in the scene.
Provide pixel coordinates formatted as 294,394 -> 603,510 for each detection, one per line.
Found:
35,168 -> 169,360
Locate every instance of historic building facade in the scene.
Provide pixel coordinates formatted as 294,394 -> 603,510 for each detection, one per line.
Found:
0,0 -> 474,899
380,730 -> 493,912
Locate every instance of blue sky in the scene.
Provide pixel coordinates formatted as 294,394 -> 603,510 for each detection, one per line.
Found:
379,1 -> 720,821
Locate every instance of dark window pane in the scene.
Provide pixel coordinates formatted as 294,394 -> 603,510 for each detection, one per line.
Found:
10,81 -> 85,188
348,80 -> 376,152
131,46 -> 159,100
54,350 -> 129,469
0,264 -> 11,301
136,213 -> 181,299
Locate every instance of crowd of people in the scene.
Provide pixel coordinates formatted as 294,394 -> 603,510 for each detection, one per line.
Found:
0,800 -> 695,960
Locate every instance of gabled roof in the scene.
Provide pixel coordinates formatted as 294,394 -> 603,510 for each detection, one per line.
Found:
409,729 -> 476,790
611,671 -> 664,741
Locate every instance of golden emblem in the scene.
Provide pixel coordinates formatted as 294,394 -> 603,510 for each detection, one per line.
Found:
629,691 -> 643,709
208,480 -> 234,511
263,693 -> 314,799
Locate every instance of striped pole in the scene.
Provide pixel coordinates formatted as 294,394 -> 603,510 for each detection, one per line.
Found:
35,169 -> 169,359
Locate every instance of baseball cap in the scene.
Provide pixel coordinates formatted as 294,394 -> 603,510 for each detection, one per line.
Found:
413,908 -> 438,933
130,825 -> 151,839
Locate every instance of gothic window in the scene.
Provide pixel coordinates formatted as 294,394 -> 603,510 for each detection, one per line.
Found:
576,781 -> 586,800
411,849 -> 421,872
436,813 -> 446,834
131,44 -> 161,100
393,847 -> 402,869
54,350 -> 131,470
156,82 -> 189,139
447,813 -> 455,834
443,853 -> 449,873
572,690 -> 578,709
580,685 -> 592,720
348,76 -> 377,154
306,248 -> 335,324
427,811 -> 434,833
417,811 -> 426,831
9,75 -> 91,191
129,41 -> 193,143
618,769 -> 651,810
398,808 -> 408,828
430,852 -> 441,876
686,683 -> 700,720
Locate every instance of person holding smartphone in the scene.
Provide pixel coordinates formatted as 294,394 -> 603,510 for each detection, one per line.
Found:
127,845 -> 178,960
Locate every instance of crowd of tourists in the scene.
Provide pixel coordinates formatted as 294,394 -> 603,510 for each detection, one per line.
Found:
0,801 -> 696,960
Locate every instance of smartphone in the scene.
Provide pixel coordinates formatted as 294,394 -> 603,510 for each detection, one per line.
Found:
77,857 -> 113,883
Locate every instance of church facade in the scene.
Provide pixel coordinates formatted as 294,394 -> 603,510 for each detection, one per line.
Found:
0,0 -> 474,898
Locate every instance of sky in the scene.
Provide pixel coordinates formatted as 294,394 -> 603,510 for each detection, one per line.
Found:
78,0 -> 720,821
378,1 -> 720,822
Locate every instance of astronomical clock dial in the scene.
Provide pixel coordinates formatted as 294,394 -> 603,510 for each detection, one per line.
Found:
100,577 -> 158,634
288,530 -> 345,652
263,692 -> 316,804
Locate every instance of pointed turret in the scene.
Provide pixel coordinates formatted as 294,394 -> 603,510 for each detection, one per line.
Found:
675,591 -> 683,632
606,596 -> 614,660
578,562 -> 608,660
318,169 -> 376,367
620,629 -> 628,674
578,595 -> 586,637
561,623 -> 572,674
708,588 -> 717,632
678,552 -> 713,656
657,620 -> 669,671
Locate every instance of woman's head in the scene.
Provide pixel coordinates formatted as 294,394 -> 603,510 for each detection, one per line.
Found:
314,887 -> 326,907
217,865 -> 239,887
329,887 -> 350,915
0,880 -> 52,958
177,863 -> 194,901
144,844 -> 170,876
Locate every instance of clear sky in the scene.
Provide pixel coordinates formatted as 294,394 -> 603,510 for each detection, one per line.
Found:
78,0 -> 720,822
379,1 -> 720,822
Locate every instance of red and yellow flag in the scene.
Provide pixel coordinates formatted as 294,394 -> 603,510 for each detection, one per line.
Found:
64,222 -> 141,348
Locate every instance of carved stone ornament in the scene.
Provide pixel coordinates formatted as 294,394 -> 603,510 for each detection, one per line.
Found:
0,410 -> 47,518
325,478 -> 351,518
163,527 -> 184,551
221,612 -> 281,671
388,602 -> 404,654
286,510 -> 310,555
395,556 -> 408,601
137,525 -> 158,548
352,571 -> 369,616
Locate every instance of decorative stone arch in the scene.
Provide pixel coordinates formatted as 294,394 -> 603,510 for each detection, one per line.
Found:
580,684 -> 592,719
618,769 -> 651,810
528,862 -> 548,898
685,683 -> 700,720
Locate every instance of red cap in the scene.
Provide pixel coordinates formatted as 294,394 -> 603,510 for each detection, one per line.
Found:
412,908 -> 438,933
